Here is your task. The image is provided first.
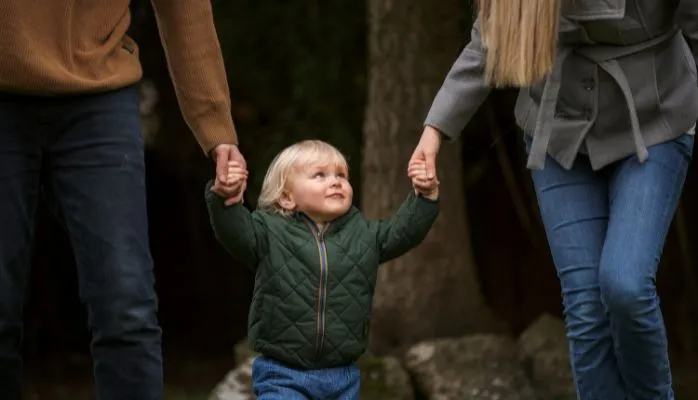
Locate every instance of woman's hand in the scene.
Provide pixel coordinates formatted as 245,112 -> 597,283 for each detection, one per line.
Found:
408,159 -> 439,200
408,125 -> 442,180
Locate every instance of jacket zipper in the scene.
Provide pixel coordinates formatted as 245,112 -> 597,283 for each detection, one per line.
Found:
303,219 -> 330,360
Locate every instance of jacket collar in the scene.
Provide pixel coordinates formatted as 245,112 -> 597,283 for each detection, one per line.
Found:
292,206 -> 359,234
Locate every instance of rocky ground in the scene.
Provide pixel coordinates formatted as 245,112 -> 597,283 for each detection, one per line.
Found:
211,314 -> 698,400
211,314 -> 575,400
23,313 -> 698,399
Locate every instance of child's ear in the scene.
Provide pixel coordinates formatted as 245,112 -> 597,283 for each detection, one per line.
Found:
278,191 -> 296,212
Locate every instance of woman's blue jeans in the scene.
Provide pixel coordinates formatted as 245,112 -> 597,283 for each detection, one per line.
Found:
526,133 -> 694,400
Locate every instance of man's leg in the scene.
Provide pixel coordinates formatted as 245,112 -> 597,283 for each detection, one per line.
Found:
43,86 -> 162,399
0,95 -> 42,399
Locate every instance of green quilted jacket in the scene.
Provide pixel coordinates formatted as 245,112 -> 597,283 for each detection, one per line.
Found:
205,181 -> 439,369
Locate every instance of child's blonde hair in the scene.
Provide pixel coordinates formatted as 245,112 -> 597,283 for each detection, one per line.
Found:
258,140 -> 349,215
479,0 -> 560,87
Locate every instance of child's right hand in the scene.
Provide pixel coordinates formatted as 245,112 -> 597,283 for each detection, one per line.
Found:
217,161 -> 248,205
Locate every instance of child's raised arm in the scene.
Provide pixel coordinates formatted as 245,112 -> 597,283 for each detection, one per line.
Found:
205,179 -> 266,271
374,191 -> 440,264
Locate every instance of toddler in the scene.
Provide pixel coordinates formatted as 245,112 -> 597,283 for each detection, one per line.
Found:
205,139 -> 439,399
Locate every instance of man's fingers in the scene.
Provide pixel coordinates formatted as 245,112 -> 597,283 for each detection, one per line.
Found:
216,160 -> 228,184
215,144 -> 246,180
226,175 -> 247,185
214,147 -> 231,184
210,179 -> 227,197
227,167 -> 248,178
223,181 -> 247,206
212,144 -> 249,205
212,176 -> 246,196
229,145 -> 247,168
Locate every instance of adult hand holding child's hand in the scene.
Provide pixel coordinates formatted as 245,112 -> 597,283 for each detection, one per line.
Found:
408,159 -> 439,200
408,125 -> 442,180
210,161 -> 248,206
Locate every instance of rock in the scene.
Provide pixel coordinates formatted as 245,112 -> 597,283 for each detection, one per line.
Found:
517,313 -> 575,399
404,335 -> 537,399
234,339 -> 259,366
358,355 -> 415,400
208,356 -> 255,400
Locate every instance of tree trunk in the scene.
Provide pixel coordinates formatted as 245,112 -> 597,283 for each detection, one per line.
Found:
362,0 -> 505,356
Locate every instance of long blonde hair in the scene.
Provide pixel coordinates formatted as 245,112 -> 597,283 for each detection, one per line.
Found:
258,140 -> 349,215
478,0 -> 560,87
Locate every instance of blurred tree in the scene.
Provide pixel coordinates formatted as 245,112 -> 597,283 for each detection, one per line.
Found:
362,0 -> 505,355
211,0 -> 366,205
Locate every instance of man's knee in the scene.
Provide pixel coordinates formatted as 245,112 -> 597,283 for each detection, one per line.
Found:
86,273 -> 160,342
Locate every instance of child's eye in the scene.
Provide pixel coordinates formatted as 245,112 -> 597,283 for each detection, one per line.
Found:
314,172 -> 325,178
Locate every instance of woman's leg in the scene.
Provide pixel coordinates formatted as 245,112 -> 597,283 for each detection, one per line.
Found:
600,134 -> 693,400
528,138 -> 626,399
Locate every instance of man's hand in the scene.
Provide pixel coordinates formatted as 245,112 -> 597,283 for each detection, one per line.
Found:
211,161 -> 247,206
409,126 -> 442,180
211,144 -> 246,198
223,161 -> 248,205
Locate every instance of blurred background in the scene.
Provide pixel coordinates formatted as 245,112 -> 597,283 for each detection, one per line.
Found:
22,0 -> 698,398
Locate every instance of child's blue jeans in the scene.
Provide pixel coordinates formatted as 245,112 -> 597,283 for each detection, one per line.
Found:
252,356 -> 360,400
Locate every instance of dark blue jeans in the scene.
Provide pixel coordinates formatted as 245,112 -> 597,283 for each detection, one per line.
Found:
252,356 -> 360,399
0,86 -> 162,399
526,133 -> 694,399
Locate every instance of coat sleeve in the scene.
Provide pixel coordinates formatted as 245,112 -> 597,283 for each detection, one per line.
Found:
423,19 -> 492,140
374,192 -> 440,264
204,180 -> 266,271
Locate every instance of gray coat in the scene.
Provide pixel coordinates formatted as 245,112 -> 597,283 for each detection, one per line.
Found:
425,0 -> 698,170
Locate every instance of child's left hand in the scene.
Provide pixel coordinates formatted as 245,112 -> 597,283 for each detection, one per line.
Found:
408,160 -> 439,200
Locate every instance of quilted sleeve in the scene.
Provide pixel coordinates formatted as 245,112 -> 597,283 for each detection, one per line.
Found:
375,191 -> 440,264
204,180 -> 265,271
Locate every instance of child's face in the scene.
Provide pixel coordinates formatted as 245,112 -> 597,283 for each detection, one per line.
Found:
281,160 -> 353,222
